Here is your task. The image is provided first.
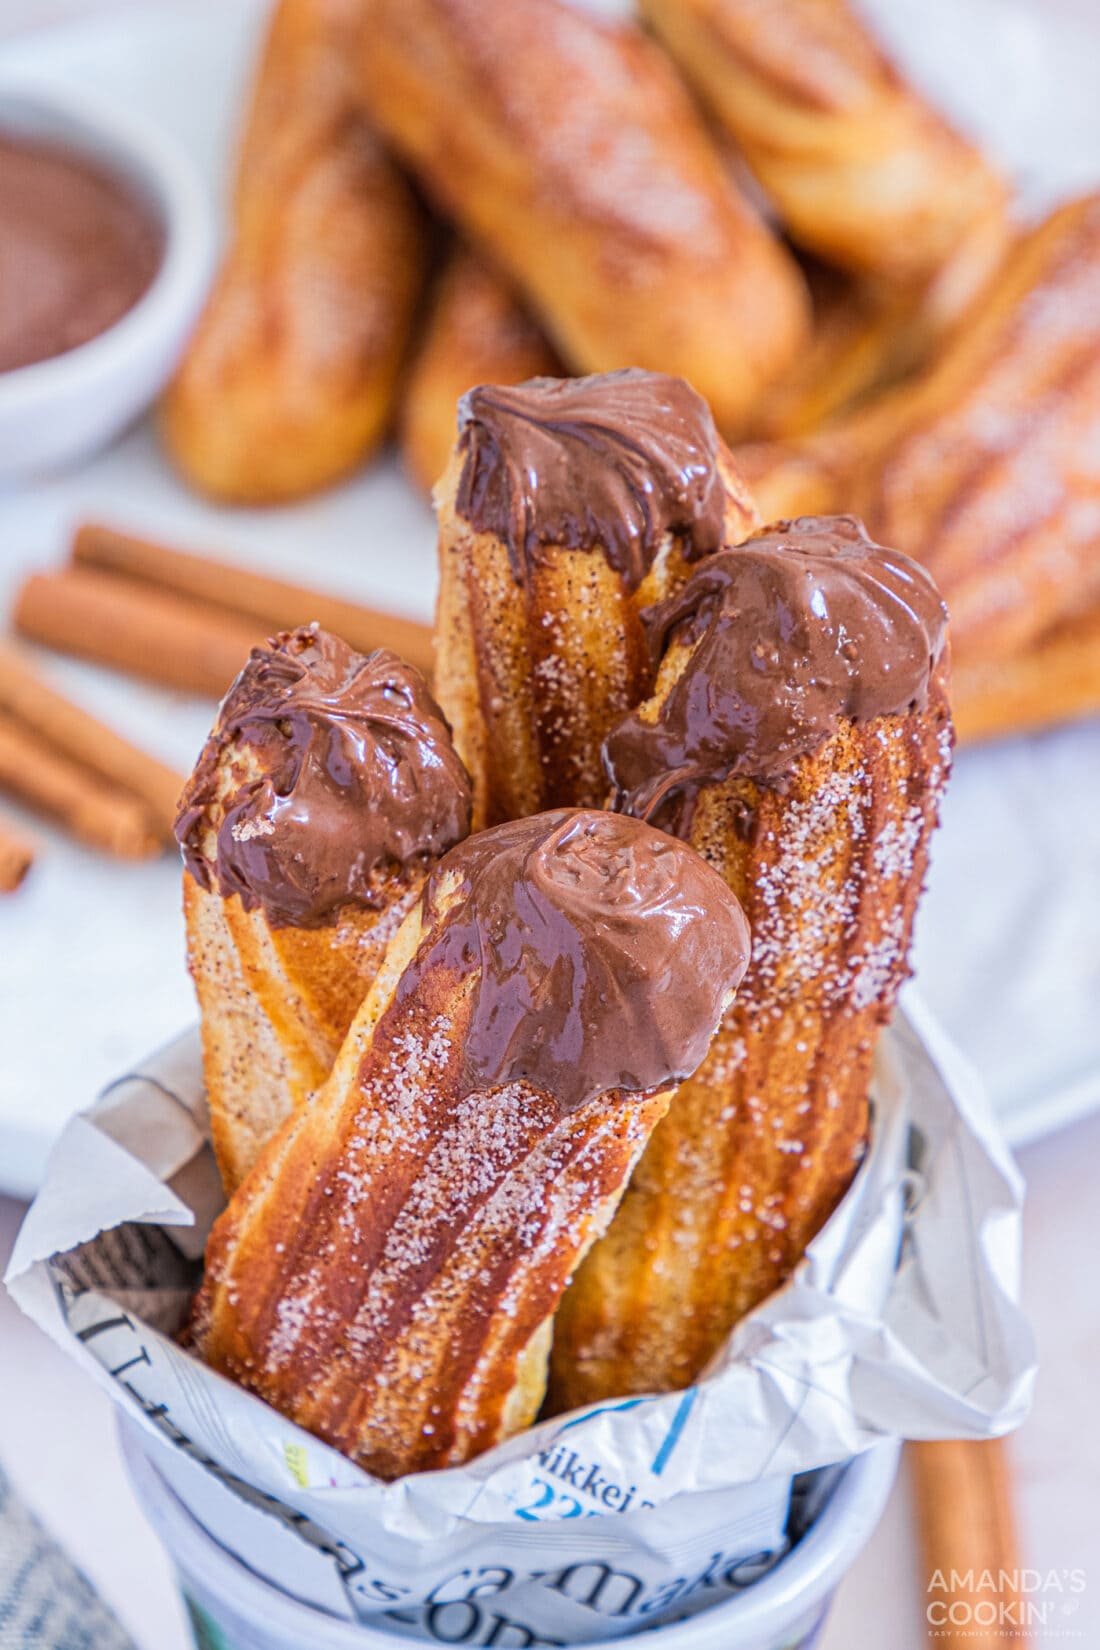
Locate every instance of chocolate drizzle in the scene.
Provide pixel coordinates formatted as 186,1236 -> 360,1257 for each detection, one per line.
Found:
605,515 -> 948,828
454,370 -> 726,590
175,627 -> 472,927
398,809 -> 750,1111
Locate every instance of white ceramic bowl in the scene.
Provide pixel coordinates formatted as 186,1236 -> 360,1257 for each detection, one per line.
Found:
0,79 -> 215,480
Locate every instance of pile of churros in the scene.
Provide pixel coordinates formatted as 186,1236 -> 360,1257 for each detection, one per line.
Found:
153,0 -> 1100,747
178,367 -> 953,1474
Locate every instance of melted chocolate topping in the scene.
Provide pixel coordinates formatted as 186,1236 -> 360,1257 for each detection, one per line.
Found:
454,369 -> 726,590
399,809 -> 750,1111
605,516 -> 948,826
175,627 -> 472,927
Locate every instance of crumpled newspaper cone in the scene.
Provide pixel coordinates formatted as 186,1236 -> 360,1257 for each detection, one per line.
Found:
5,993 -> 1035,1643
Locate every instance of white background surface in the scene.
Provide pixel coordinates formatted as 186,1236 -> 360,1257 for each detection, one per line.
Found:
0,1 -> 1098,1647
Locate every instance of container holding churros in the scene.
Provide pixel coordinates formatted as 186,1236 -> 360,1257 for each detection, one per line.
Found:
7,370 -> 1034,1650
7,999 -> 1031,1648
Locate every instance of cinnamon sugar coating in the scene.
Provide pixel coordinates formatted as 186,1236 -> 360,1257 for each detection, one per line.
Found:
434,371 -> 760,824
176,626 -> 473,1192
640,0 -> 1008,287
550,520 -> 953,1406
732,195 -> 1100,669
192,811 -> 749,1475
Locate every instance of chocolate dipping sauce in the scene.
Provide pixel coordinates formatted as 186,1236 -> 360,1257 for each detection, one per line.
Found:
0,131 -> 163,373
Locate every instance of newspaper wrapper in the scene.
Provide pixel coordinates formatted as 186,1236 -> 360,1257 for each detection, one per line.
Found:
6,993 -> 1034,1643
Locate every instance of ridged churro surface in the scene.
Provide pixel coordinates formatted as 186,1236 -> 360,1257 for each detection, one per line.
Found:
434,371 -> 760,824
193,811 -> 749,1475
162,0 -> 424,502
183,875 -> 421,1190
177,628 -> 472,1189
738,198 -> 1100,669
855,196 -> 1100,662
640,0 -> 1007,287
551,519 -> 952,1405
358,0 -> 808,434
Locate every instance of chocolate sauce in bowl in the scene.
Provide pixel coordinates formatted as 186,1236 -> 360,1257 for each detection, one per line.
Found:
0,130 -> 163,373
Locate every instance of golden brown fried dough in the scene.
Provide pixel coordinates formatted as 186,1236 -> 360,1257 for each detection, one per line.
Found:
358,0 -> 809,437
739,198 -> 1100,668
175,629 -> 472,1191
641,0 -> 1008,288
182,878 -> 422,1192
433,371 -> 760,826
852,196 -> 1100,663
752,262 -> 924,438
732,435 -> 847,521
551,519 -> 953,1406
161,0 -> 425,503
192,811 -> 750,1474
401,247 -> 561,496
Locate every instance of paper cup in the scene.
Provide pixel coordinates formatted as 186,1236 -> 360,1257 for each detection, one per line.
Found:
120,1420 -> 898,1650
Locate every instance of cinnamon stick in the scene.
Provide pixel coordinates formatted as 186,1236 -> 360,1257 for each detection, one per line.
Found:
0,815 -> 34,892
955,605 -> 1100,745
910,1439 -> 1022,1648
0,712 -> 161,859
71,522 -> 435,678
13,567 -> 262,698
0,643 -> 183,841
